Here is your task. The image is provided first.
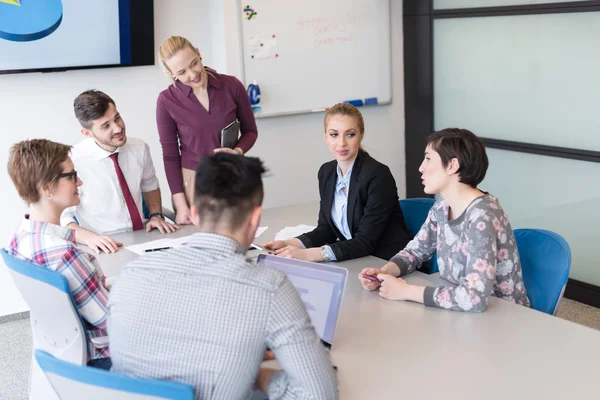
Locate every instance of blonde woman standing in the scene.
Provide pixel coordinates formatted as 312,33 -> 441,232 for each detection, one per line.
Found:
157,36 -> 258,224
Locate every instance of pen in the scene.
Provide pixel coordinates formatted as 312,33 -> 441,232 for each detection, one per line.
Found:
144,246 -> 172,253
359,273 -> 382,284
250,244 -> 264,251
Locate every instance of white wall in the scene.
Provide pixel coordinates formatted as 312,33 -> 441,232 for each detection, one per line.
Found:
0,0 -> 405,317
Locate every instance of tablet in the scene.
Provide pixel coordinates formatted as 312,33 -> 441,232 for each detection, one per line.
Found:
221,120 -> 240,149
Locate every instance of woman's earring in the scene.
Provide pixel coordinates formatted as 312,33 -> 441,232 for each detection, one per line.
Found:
47,194 -> 53,200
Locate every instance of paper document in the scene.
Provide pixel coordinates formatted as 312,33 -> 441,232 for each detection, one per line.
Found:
255,226 -> 268,238
248,34 -> 278,60
274,225 -> 316,241
125,235 -> 194,256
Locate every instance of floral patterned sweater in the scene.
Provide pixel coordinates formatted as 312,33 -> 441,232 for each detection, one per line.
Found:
390,194 -> 530,312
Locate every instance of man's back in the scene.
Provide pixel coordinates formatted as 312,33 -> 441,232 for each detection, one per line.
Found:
109,232 -> 337,399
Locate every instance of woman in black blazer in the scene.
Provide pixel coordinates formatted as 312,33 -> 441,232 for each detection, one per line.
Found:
264,103 -> 411,262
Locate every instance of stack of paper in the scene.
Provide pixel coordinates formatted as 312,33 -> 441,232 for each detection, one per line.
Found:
274,225 -> 316,241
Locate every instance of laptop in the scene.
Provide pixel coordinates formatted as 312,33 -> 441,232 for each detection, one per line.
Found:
257,254 -> 347,348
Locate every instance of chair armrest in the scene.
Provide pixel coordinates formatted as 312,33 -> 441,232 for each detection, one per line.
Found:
90,336 -> 109,349
162,207 -> 176,224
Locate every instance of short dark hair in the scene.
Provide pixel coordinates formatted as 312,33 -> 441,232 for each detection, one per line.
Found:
7,139 -> 72,204
74,90 -> 115,129
194,153 -> 267,229
425,128 -> 488,188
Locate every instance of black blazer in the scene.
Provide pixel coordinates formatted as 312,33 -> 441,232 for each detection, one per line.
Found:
297,151 -> 411,261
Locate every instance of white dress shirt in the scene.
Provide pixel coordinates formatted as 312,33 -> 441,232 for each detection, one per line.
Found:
61,137 -> 160,235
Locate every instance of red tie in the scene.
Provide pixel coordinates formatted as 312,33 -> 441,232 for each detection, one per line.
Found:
109,153 -> 144,231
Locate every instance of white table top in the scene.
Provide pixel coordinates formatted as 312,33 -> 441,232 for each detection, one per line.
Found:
96,202 -> 600,400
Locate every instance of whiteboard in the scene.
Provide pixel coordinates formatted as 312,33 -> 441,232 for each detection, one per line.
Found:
239,0 -> 392,118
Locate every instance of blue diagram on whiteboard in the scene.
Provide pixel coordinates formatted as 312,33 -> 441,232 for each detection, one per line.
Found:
0,0 -> 63,42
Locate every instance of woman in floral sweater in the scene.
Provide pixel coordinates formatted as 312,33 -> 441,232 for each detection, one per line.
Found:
359,128 -> 530,312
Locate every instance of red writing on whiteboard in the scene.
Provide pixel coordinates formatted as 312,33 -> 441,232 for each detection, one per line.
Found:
296,13 -> 361,36
315,34 -> 353,47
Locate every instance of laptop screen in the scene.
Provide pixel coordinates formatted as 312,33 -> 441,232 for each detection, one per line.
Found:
257,254 -> 347,347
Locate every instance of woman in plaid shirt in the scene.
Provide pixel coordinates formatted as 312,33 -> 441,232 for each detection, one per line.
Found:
6,139 -> 112,370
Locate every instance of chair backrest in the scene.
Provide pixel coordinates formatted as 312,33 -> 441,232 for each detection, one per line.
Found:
35,350 -> 195,400
399,198 -> 438,274
399,198 -> 436,237
513,229 -> 571,315
1,249 -> 87,364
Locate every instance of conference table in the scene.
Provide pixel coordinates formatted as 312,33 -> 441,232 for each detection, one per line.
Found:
97,202 -> 600,400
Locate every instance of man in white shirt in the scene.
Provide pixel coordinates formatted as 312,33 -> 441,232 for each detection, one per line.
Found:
61,90 -> 178,253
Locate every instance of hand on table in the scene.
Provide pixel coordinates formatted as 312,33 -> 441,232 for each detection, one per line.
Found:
377,274 -> 425,303
274,246 -> 323,262
376,274 -> 410,300
82,232 -> 123,254
146,217 -> 180,233
175,207 -> 192,225
263,239 -> 302,252
358,268 -> 382,291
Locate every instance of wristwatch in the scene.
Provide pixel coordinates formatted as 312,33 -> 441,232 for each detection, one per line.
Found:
320,246 -> 332,262
148,212 -> 165,220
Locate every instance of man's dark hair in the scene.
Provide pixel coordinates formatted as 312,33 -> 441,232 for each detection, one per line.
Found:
74,90 -> 115,129
425,128 -> 489,188
194,153 -> 267,228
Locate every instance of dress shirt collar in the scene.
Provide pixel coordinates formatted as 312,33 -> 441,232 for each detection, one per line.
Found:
187,232 -> 247,255
20,215 -> 76,242
175,67 -> 221,96
80,137 -> 121,162
335,162 -> 354,194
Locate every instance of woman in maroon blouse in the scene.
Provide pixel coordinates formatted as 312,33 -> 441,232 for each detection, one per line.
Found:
157,36 -> 258,224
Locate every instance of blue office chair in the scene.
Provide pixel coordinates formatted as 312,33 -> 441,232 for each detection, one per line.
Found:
142,198 -> 150,219
35,350 -> 194,400
514,229 -> 571,315
399,198 -> 438,274
1,249 -> 96,400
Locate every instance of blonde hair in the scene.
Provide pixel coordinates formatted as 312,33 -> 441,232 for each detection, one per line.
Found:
324,103 -> 366,152
158,36 -> 214,85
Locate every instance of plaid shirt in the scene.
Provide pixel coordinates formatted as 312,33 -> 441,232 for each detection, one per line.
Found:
7,217 -> 110,360
109,232 -> 338,400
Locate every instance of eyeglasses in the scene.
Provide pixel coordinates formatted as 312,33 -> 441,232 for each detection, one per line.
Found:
57,170 -> 78,182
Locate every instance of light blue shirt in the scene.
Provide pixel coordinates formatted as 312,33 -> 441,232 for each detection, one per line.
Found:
298,163 -> 354,262
331,163 -> 353,241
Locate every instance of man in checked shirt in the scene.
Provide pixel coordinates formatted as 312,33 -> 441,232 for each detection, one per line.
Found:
109,153 -> 338,399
